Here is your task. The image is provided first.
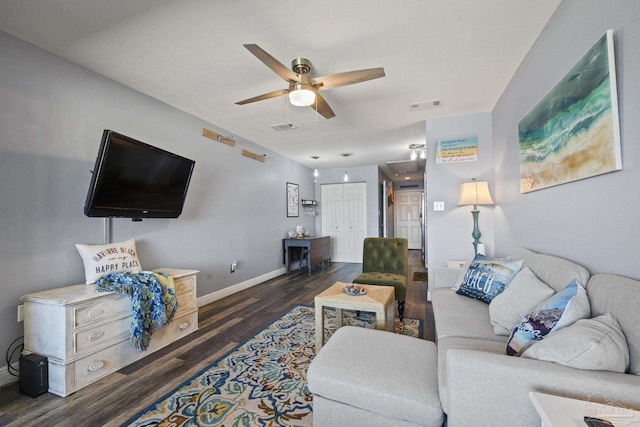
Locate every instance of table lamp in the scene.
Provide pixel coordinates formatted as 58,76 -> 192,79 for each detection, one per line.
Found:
458,178 -> 494,255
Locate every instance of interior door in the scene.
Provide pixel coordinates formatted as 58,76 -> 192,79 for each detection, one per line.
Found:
321,184 -> 343,260
395,190 -> 423,250
321,182 -> 367,263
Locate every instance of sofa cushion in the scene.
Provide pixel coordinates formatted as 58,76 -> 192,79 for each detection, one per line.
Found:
521,313 -> 629,373
307,326 -> 443,426
511,247 -> 590,293
431,288 -> 509,344
506,279 -> 590,356
436,336 -> 505,413
489,267 -> 556,336
75,238 -> 142,284
455,254 -> 523,303
353,272 -> 407,300
588,274 -> 640,375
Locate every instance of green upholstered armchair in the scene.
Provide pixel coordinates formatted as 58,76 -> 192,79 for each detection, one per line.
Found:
352,237 -> 408,320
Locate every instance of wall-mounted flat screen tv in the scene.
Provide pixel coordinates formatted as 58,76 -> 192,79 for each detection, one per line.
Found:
84,130 -> 195,220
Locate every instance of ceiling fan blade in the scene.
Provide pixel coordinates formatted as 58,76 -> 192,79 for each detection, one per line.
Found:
310,92 -> 335,119
243,44 -> 300,83
236,88 -> 288,105
314,67 -> 385,90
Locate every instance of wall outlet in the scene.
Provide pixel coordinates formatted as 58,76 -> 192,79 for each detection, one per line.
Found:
230,261 -> 237,273
17,304 -> 24,323
434,201 -> 445,211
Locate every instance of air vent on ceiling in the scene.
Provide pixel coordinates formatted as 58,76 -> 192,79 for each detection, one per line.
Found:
409,99 -> 443,111
270,123 -> 298,131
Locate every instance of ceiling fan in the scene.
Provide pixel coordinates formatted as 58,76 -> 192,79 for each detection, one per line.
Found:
236,44 -> 385,119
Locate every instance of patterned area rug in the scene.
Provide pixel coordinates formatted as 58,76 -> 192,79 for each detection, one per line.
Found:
123,305 -> 421,426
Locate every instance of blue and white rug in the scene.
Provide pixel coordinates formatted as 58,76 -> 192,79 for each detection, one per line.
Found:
123,306 -> 421,426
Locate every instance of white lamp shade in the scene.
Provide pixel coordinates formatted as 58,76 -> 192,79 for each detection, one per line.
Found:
458,180 -> 494,206
289,86 -> 316,106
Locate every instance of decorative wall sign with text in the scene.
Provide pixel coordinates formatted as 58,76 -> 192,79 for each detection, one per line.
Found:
436,137 -> 478,163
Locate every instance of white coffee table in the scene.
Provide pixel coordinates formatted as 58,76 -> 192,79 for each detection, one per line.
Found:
530,391 -> 640,426
314,281 -> 395,351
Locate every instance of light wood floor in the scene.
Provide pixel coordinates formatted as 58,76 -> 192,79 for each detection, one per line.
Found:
0,250 -> 432,426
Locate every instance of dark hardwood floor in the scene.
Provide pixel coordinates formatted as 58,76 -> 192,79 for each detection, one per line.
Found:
0,250 -> 432,426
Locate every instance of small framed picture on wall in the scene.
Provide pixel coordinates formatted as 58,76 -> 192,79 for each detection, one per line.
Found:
286,182 -> 299,217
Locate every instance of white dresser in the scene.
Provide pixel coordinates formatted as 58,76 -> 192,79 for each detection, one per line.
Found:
22,269 -> 198,397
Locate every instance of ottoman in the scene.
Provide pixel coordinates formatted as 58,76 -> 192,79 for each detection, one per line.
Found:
308,326 -> 444,427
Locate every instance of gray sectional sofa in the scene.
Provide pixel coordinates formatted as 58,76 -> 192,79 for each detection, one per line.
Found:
432,247 -> 640,426
309,247 -> 640,426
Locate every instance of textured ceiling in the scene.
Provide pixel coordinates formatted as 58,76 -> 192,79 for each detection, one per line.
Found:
0,0 -> 561,180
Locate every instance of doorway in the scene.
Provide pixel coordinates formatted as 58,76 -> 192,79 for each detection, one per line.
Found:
394,190 -> 423,250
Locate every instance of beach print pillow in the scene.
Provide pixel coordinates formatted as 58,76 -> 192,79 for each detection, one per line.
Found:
455,254 -> 523,303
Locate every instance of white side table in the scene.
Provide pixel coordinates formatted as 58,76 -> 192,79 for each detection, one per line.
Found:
530,391 -> 640,426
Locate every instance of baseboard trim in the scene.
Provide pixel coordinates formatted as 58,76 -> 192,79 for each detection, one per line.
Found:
197,267 -> 286,307
0,362 -> 19,388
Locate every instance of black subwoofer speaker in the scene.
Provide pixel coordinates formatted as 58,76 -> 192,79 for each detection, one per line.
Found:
19,354 -> 48,397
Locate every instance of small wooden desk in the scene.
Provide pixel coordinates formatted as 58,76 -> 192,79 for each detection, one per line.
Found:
283,236 -> 331,276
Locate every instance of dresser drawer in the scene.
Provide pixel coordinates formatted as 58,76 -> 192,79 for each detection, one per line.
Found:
175,275 -> 195,295
74,316 -> 130,354
74,294 -> 131,328
175,291 -> 196,315
147,311 -> 198,350
73,338 -> 141,392
175,276 -> 196,314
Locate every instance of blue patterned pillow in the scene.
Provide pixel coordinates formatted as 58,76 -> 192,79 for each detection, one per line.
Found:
455,254 -> 523,303
506,279 -> 590,356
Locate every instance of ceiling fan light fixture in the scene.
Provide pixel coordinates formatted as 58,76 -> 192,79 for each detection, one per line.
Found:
289,83 -> 316,106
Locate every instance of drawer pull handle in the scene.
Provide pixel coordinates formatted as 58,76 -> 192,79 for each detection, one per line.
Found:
88,331 -> 104,341
88,308 -> 104,318
179,322 -> 190,331
88,361 -> 105,372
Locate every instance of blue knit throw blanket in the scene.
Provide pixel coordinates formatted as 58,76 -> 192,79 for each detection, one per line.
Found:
95,271 -> 178,351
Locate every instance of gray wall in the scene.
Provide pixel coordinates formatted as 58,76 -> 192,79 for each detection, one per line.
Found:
0,32 -> 316,370
425,112 -> 494,270
492,0 -> 640,278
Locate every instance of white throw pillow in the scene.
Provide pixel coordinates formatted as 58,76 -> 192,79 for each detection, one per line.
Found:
75,239 -> 142,284
522,313 -> 630,373
489,267 -> 556,336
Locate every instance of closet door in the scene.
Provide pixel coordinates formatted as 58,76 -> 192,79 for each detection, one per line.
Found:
321,184 -> 344,261
321,183 -> 367,263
